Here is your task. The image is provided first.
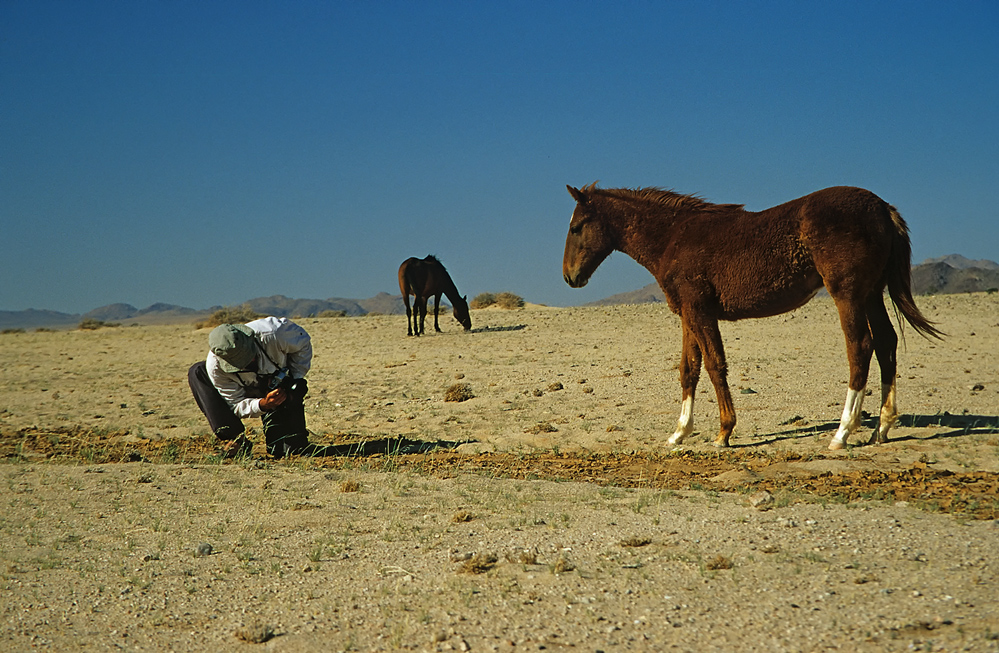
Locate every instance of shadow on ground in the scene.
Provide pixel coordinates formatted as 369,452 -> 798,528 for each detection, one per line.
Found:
2,424 -> 997,520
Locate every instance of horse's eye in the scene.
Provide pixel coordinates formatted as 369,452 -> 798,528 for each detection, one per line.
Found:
570,224 -> 583,235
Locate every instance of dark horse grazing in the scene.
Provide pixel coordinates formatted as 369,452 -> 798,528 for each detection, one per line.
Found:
398,255 -> 471,336
563,183 -> 943,450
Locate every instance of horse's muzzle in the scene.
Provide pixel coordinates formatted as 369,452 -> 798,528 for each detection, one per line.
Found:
563,272 -> 588,288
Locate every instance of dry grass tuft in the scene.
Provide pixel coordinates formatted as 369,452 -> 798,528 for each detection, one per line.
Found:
705,555 -> 734,570
620,536 -> 652,548
444,383 -> 475,402
452,510 -> 474,523
457,552 -> 497,574
526,421 -> 557,434
470,292 -> 524,309
340,480 -> 361,493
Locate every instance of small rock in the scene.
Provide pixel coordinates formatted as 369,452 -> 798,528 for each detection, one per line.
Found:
749,490 -> 774,511
194,542 -> 213,557
235,623 -> 275,644
970,383 -> 985,391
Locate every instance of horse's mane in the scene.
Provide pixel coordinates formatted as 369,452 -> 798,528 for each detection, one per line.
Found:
424,254 -> 442,266
583,182 -> 744,214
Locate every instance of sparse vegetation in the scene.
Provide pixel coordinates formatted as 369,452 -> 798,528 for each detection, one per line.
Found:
471,292 -> 524,309
78,318 -> 120,330
444,383 -> 475,402
194,304 -> 261,329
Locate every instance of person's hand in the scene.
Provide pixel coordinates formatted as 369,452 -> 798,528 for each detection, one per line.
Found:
259,388 -> 287,411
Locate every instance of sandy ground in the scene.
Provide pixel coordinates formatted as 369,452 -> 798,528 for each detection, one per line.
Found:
1,293 -> 997,651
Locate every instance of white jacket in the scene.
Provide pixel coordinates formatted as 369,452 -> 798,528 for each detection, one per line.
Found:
206,316 -> 312,418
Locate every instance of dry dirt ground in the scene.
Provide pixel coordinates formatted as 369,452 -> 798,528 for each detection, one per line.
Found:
1,294 -> 997,652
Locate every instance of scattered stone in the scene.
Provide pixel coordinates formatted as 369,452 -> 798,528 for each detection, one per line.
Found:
235,623 -> 275,644
547,382 -> 564,392
194,542 -> 213,557
970,383 -> 985,391
457,552 -> 497,574
705,555 -> 733,570
552,554 -> 575,574
740,387 -> 757,394
452,510 -> 473,523
749,490 -> 774,511
526,421 -> 557,434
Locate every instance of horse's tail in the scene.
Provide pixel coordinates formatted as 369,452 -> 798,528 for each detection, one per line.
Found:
884,205 -> 945,340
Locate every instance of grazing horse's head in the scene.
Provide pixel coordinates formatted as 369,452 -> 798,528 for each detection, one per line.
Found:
563,184 -> 614,288
453,295 -> 472,331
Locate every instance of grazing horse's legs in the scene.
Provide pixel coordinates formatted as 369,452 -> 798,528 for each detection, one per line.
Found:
404,293 -> 414,336
668,323 -> 702,445
416,296 -> 429,336
866,296 -> 900,444
433,293 -> 443,332
829,297 -> 876,450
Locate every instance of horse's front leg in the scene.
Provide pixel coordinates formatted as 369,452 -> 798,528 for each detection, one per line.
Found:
433,293 -> 442,332
668,323 -> 701,446
693,316 -> 736,447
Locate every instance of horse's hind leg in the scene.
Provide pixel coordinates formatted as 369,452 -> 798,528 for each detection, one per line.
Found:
829,298 -> 876,450
668,323 -> 702,446
433,293 -> 442,332
416,296 -> 428,335
866,296 -> 899,445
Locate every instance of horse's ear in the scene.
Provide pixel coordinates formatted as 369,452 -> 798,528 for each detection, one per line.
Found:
567,185 -> 586,204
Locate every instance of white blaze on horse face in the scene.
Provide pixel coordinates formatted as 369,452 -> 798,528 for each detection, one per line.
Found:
829,387 -> 865,450
668,395 -> 695,445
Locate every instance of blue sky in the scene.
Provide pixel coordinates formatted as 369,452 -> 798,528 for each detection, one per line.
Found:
2,1 -> 997,314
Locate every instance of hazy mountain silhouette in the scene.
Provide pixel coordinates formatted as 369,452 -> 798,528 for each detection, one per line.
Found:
2,256 -> 994,330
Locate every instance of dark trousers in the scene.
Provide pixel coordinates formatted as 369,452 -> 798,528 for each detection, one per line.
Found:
188,362 -> 309,457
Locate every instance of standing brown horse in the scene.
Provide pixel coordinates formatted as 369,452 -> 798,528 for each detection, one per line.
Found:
563,183 -> 942,450
398,255 -> 471,336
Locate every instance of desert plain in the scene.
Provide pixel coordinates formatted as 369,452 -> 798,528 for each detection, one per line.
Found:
1,292 -> 998,652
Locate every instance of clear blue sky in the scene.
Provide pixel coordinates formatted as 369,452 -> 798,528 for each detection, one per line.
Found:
2,1 -> 997,314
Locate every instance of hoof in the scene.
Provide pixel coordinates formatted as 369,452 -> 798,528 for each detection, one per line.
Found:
712,440 -> 730,449
828,440 -> 846,451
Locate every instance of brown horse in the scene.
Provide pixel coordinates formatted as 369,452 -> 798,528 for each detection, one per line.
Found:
563,183 -> 943,450
398,255 -> 471,336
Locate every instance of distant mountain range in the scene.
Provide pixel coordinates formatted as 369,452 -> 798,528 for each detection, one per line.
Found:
0,293 -> 413,331
2,255 -> 996,331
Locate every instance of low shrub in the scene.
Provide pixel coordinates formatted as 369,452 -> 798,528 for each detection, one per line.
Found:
194,304 -> 261,329
471,292 -> 524,309
470,292 -> 496,309
78,318 -> 120,330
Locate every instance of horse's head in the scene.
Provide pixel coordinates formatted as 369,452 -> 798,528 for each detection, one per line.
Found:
453,295 -> 472,331
563,184 -> 613,288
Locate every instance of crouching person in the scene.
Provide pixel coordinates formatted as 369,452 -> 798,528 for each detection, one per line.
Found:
188,316 -> 315,458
